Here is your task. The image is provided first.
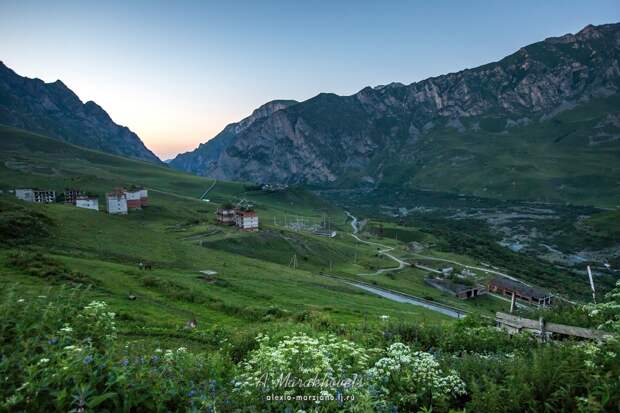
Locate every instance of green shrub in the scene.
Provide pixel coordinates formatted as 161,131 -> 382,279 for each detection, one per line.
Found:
0,202 -> 54,246
6,251 -> 93,284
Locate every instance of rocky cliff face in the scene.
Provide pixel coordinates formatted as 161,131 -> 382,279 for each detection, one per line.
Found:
170,100 -> 298,175
170,23 -> 620,193
0,62 -> 160,162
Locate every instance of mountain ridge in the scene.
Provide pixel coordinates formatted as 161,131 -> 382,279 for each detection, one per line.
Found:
0,61 -> 160,163
169,22 -> 620,205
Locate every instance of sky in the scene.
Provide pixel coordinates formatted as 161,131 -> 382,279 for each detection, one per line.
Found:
1,1 -> 619,159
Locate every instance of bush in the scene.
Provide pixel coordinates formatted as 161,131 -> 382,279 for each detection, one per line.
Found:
0,202 -> 54,246
6,251 -> 93,284
0,289 -> 232,412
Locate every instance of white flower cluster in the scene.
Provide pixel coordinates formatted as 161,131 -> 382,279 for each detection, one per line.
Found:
233,333 -> 466,409
234,333 -> 370,401
80,300 -> 117,337
367,342 -> 466,404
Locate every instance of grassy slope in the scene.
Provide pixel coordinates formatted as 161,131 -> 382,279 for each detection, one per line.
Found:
1,125 -> 469,350
396,96 -> 620,207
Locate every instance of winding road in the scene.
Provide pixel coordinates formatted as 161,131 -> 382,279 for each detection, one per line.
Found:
344,211 -> 548,301
346,211 -> 410,276
345,211 -> 359,234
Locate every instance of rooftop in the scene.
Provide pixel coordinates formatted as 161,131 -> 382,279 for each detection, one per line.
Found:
489,276 -> 551,298
428,278 -> 478,294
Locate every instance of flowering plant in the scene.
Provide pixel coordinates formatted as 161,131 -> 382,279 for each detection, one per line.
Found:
367,343 -> 466,411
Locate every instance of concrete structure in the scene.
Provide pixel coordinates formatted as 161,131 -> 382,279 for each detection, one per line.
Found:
64,189 -> 83,204
124,189 -> 143,209
216,207 -> 236,225
441,267 -> 454,276
313,229 -> 337,238
75,196 -> 99,211
15,188 -> 56,203
106,190 -> 128,215
488,276 -> 553,306
139,188 -> 148,206
425,277 -> 487,300
15,189 -> 34,202
235,210 -> 259,231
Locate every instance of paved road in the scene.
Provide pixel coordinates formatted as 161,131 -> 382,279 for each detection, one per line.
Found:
349,282 -> 465,318
351,233 -> 411,275
316,272 -> 467,318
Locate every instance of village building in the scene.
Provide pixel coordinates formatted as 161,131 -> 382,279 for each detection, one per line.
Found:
124,189 -> 143,209
235,210 -> 259,231
425,277 -> 487,300
15,188 -> 56,203
15,189 -> 34,202
106,190 -> 128,215
75,196 -> 99,211
216,207 -> 236,225
139,188 -> 148,206
64,189 -> 83,204
488,276 -> 553,306
441,267 -> 454,276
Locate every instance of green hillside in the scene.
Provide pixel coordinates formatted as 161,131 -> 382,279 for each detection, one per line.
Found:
2,124 -> 619,412
0,125 -> 458,341
399,96 -> 620,207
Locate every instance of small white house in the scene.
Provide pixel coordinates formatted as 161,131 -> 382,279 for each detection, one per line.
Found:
76,196 -> 99,211
235,210 -> 259,231
106,191 -> 128,215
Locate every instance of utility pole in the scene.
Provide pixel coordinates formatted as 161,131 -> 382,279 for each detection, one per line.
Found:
510,291 -> 516,314
587,265 -> 596,304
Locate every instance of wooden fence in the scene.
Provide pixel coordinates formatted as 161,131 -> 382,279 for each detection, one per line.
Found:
496,312 -> 611,340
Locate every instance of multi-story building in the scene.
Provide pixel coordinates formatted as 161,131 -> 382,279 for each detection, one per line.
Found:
124,189 -> 143,209
15,188 -> 56,203
235,210 -> 259,231
216,207 -> 237,225
106,190 -> 128,215
64,189 -> 83,204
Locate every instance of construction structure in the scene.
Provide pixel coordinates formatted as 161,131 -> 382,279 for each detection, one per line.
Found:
235,210 -> 259,231
313,229 -> 337,238
75,196 -> 99,211
125,188 -> 143,209
139,188 -> 149,206
488,276 -> 553,307
425,277 -> 487,300
15,188 -> 56,203
63,189 -> 83,204
216,207 -> 237,225
106,190 -> 128,215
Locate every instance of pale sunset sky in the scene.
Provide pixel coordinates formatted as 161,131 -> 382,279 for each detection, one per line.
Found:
1,0 -> 618,159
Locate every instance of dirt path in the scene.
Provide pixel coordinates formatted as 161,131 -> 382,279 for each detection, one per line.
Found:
346,211 -> 410,276
200,179 -> 217,200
